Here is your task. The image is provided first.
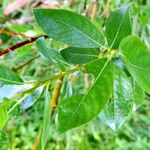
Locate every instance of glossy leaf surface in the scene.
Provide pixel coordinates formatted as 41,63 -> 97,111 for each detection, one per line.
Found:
60,47 -> 99,64
57,59 -> 114,132
106,5 -> 131,48
34,9 -> 104,48
36,37 -> 67,71
99,66 -> 133,131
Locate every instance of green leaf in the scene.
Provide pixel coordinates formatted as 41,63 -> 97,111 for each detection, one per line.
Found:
36,37 -> 68,71
119,35 -> 150,93
0,105 -> 8,129
99,66 -> 133,131
106,5 -> 132,49
21,86 -> 43,111
39,89 -> 51,150
0,99 -> 11,129
60,47 -> 99,64
57,59 -> 114,132
61,78 -> 73,99
133,81 -> 144,106
34,9 -> 104,48
0,65 -> 23,84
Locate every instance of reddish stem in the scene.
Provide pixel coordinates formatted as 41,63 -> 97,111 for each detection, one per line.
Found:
0,35 -> 48,56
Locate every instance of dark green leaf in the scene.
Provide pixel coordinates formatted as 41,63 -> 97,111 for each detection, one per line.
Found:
57,59 -> 114,132
36,37 -> 67,71
119,35 -> 150,93
34,9 -> 104,48
0,65 -> 23,84
100,66 -> 133,131
60,47 -> 99,64
106,5 -> 132,49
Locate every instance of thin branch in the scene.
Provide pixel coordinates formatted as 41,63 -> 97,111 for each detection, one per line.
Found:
50,75 -> 64,117
0,35 -> 48,56
0,30 -> 30,38
32,126 -> 42,150
12,55 -> 40,71
106,0 -> 110,16
90,0 -> 98,21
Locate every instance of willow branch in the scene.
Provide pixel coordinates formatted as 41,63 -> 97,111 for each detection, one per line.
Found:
106,0 -> 110,16
0,30 -> 30,38
12,55 -> 40,71
0,35 -> 48,56
32,126 -> 42,150
50,75 -> 64,117
90,0 -> 98,21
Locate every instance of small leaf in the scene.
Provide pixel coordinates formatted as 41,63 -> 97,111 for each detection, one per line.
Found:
106,5 -> 132,49
0,84 -> 32,103
0,99 -> 11,129
21,86 -> 43,111
34,9 -> 104,48
39,88 -> 51,150
60,47 -> 99,64
36,37 -> 67,71
57,59 -> 114,132
0,65 -> 23,84
61,78 -> 73,99
119,35 -> 150,93
99,66 -> 133,131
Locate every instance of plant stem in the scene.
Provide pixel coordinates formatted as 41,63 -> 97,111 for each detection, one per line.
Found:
0,35 -> 48,56
12,55 -> 40,71
0,30 -> 30,38
8,94 -> 30,114
106,0 -> 110,16
50,75 -> 64,117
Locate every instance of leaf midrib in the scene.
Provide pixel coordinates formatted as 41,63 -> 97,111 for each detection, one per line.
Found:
64,51 -> 99,57
60,59 -> 110,130
110,7 -> 129,49
45,16 -> 103,47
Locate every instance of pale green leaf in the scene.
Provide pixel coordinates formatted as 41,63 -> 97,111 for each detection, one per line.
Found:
119,35 -> 150,93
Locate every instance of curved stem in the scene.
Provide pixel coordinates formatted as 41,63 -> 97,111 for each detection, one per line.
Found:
0,35 -> 48,56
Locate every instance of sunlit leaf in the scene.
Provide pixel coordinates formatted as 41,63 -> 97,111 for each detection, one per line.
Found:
36,37 -> 68,71
119,35 -> 150,93
106,5 -> 132,48
57,59 -> 114,132
34,9 -> 104,48
99,66 -> 133,131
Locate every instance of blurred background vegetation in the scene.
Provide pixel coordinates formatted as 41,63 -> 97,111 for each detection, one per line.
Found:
0,0 -> 150,149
